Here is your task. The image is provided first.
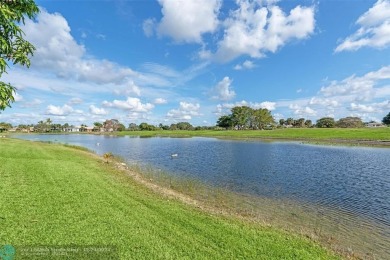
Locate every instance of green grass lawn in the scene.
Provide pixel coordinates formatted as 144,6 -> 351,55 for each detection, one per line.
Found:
116,127 -> 390,141
0,138 -> 338,259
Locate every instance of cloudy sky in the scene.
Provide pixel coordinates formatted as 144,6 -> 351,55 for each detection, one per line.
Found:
1,0 -> 390,126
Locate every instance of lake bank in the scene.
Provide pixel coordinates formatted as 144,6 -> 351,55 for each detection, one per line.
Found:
0,138 -> 338,259
114,128 -> 390,147
9,133 -> 390,259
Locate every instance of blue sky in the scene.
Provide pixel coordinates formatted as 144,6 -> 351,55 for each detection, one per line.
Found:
1,0 -> 390,126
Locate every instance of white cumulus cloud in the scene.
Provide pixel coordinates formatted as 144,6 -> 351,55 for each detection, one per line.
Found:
89,105 -> 108,115
103,97 -> 154,112
253,101 -> 276,110
166,102 -> 201,121
156,0 -> 221,43
21,98 -> 43,108
349,103 -> 376,113
215,100 -> 276,116
113,81 -> 141,96
68,97 -> 83,104
211,77 -> 236,101
46,104 -> 74,116
22,9 -> 85,73
335,0 -> 390,52
14,92 -> 23,102
214,1 -> 315,62
154,98 -> 168,104
234,60 -> 256,70
309,97 -> 338,107
274,66 -> 390,121
22,9 -> 136,85
149,1 -> 315,62
320,65 -> 390,98
289,104 -> 317,117
143,18 -> 156,37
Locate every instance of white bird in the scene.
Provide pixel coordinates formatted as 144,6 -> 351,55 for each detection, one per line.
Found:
96,142 -> 100,146
171,153 -> 178,158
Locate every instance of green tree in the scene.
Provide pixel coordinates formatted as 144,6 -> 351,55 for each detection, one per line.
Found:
34,120 -> 45,132
128,123 -> 139,131
294,118 -> 305,128
0,1 -> 39,111
45,118 -> 52,131
304,119 -> 312,128
51,123 -> 62,132
231,106 -> 252,130
93,122 -> 102,131
286,118 -> 295,126
217,106 -> 274,130
17,124 -> 28,130
176,121 -> 193,130
139,122 -> 155,131
80,124 -> 87,132
252,108 -> 274,130
158,123 -> 169,130
62,123 -> 69,131
117,123 -> 126,131
316,117 -> 335,128
382,112 -> 390,125
217,115 -> 233,129
0,121 -> 12,131
336,117 -> 364,128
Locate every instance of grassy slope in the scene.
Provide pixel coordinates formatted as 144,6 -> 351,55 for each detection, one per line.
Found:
116,128 -> 390,141
0,138 -> 338,259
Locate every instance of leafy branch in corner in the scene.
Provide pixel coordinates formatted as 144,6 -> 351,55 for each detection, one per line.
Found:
0,0 -> 39,111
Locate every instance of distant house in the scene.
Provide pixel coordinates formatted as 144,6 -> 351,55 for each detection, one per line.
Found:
64,126 -> 80,132
93,126 -> 105,132
365,122 -> 385,128
85,126 -> 94,133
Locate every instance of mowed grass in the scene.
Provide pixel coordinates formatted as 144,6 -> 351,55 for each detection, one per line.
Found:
0,138 -> 338,259
116,127 -> 390,141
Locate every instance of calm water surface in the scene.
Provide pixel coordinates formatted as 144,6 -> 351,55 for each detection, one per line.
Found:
13,134 -> 390,257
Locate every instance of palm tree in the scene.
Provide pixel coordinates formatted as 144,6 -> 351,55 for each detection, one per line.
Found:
93,122 -> 102,132
45,118 -> 52,132
286,118 -> 295,126
103,152 -> 113,163
80,124 -> 87,132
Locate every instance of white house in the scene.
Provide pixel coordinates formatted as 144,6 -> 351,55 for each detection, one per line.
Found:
365,122 -> 385,128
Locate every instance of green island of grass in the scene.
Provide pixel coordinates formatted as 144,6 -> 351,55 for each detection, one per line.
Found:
0,138 -> 339,259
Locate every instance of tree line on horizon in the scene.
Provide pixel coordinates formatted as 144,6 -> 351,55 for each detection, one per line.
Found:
216,106 -> 390,130
1,108 -> 389,133
0,118 -> 215,133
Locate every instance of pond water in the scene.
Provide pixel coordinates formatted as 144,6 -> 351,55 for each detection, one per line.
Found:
13,134 -> 390,258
